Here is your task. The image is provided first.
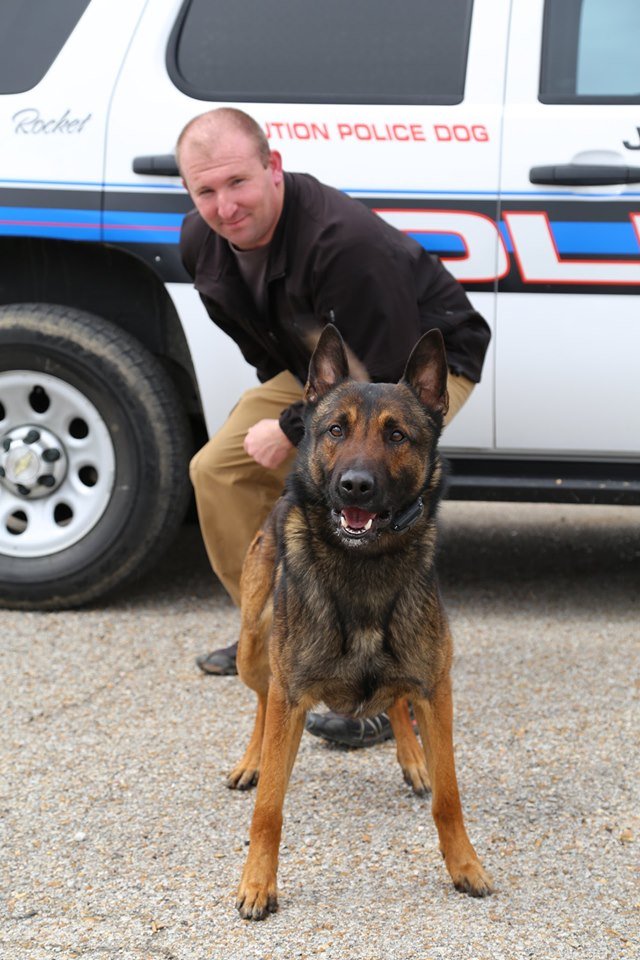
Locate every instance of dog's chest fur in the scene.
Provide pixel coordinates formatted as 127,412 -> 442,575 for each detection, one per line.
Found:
272,504 -> 446,716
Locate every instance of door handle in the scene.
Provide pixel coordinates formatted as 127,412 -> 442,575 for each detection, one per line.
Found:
530,163 -> 640,186
132,154 -> 180,177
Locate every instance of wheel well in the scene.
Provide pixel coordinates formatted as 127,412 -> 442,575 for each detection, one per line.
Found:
0,236 -> 204,424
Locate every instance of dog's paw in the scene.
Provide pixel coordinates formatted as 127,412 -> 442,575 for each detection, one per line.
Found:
226,762 -> 259,790
448,858 -> 494,898
236,880 -> 278,920
402,761 -> 431,796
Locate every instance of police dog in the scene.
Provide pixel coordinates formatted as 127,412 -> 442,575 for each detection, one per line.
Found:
228,324 -> 493,919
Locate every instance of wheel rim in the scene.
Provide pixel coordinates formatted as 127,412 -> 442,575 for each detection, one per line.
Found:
0,371 -> 116,558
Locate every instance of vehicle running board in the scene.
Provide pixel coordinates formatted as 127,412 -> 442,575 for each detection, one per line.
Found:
446,458 -> 640,505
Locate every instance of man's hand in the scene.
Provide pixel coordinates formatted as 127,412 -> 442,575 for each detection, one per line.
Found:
244,419 -> 294,469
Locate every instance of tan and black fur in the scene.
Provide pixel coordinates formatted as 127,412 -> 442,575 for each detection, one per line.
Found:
228,324 -> 493,919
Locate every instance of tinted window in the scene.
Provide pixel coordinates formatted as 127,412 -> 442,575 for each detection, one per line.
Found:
540,0 -> 640,103
0,0 -> 90,94
168,0 -> 472,105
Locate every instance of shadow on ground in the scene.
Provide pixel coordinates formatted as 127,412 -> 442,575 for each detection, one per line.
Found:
437,501 -> 640,615
110,502 -> 640,617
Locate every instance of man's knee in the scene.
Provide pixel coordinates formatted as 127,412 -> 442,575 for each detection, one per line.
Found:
189,436 -> 230,491
189,445 -> 204,484
445,373 -> 475,425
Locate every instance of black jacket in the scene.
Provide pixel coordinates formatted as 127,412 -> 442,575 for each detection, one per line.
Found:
180,172 -> 491,444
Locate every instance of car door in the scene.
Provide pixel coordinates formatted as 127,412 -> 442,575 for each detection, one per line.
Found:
0,0 -> 147,245
497,0 -> 640,456
105,0 -> 509,446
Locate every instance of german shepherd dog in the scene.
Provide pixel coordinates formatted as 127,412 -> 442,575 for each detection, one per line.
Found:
228,324 -> 493,919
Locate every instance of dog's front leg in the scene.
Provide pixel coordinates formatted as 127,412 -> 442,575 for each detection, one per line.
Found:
236,680 -> 306,920
413,677 -> 494,897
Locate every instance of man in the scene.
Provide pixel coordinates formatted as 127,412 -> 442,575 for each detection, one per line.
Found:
178,108 -> 490,747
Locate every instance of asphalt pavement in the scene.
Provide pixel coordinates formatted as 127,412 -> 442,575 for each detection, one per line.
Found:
1,501 -> 638,960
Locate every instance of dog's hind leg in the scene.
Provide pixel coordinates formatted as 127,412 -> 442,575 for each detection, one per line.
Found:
227,528 -> 275,791
413,676 -> 494,897
236,680 -> 306,920
388,698 -> 431,796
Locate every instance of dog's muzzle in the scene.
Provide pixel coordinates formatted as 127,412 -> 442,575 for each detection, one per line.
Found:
332,468 -> 386,540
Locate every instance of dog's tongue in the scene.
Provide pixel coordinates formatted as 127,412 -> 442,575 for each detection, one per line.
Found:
341,507 -> 377,530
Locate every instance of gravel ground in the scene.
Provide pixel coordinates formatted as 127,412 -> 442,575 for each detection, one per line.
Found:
1,501 -> 638,960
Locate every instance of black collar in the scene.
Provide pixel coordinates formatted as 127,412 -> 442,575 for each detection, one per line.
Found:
390,455 -> 442,533
390,496 -> 424,533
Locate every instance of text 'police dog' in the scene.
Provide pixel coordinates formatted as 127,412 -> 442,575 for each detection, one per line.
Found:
228,324 -> 493,919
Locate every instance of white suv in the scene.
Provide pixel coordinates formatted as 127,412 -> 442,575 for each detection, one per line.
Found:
1,0 -> 639,607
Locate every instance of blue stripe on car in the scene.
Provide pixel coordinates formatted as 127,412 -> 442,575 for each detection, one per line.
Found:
1,206 -> 638,257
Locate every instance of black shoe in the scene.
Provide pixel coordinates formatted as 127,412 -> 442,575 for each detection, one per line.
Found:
196,641 -> 238,675
305,710 -> 393,747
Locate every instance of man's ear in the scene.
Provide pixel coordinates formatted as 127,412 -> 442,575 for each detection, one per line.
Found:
268,150 -> 284,186
401,328 -> 449,416
304,324 -> 350,405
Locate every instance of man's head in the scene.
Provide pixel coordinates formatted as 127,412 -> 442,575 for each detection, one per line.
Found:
177,108 -> 284,250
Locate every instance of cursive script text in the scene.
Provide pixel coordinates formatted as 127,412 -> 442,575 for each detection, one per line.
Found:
13,108 -> 92,135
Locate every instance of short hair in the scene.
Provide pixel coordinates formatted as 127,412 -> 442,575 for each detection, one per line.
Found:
176,108 -> 271,174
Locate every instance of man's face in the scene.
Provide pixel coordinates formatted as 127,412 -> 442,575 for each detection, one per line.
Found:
180,129 -> 284,250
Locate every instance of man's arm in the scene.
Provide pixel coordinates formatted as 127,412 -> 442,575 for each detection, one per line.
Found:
308,212 -> 489,385
309,237 -> 424,382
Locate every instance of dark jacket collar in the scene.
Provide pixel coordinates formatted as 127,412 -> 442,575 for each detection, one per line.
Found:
267,171 -> 295,280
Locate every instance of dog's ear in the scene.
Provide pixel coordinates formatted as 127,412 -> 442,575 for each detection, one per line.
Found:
304,324 -> 350,404
401,328 -> 449,416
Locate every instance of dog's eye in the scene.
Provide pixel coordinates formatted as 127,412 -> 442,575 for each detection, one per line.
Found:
390,429 -> 405,443
329,424 -> 343,438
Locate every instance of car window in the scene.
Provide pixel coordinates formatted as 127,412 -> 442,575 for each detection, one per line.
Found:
0,0 -> 90,94
540,0 -> 640,103
167,0 -> 473,105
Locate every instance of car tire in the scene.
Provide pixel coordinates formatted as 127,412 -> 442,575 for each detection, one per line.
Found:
0,303 -> 192,609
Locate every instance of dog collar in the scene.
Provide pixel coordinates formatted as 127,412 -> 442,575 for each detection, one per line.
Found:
390,455 -> 444,534
390,496 -> 424,533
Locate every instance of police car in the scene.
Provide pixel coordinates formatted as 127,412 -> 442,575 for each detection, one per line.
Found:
1,0 -> 638,608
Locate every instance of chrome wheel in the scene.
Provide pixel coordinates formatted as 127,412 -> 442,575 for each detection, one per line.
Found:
0,371 -> 115,558
0,303 -> 191,609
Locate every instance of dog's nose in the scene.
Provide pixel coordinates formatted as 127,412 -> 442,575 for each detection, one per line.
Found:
339,469 -> 375,502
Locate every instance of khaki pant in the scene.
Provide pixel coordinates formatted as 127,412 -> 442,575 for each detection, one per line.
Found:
190,369 -> 474,606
